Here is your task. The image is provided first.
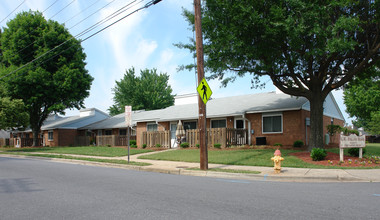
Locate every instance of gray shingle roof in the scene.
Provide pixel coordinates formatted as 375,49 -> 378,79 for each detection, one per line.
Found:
82,92 -> 310,130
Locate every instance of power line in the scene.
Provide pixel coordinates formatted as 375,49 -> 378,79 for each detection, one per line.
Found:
4,0 -> 118,66
0,0 -> 26,24
63,0 -> 101,24
42,0 -> 61,14
49,0 -> 76,20
0,0 -> 163,81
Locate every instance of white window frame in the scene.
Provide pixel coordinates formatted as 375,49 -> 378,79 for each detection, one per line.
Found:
48,130 -> 54,141
210,118 -> 227,128
98,130 -> 102,136
234,118 -> 245,129
262,113 -> 283,134
147,123 -> 158,131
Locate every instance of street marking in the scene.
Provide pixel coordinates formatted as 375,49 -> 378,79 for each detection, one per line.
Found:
263,174 -> 268,181
373,194 -> 380,197
216,179 -> 250,184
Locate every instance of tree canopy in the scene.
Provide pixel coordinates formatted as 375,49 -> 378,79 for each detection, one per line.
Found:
178,0 -> 380,149
0,11 -> 93,145
344,68 -> 380,134
109,67 -> 175,116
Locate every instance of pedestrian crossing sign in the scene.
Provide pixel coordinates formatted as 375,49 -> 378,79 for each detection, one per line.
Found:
197,78 -> 212,104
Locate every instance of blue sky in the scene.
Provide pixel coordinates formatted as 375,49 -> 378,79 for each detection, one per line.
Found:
0,0 -> 351,124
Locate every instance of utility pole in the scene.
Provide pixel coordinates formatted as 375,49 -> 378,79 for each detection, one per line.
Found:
194,0 -> 208,170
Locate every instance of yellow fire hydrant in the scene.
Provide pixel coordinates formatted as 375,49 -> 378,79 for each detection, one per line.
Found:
271,149 -> 284,174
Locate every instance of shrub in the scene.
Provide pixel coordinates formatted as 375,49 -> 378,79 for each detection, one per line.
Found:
274,143 -> 282,147
180,142 -> 189,148
155,144 -> 161,148
142,144 -> 147,149
348,148 -> 366,157
293,140 -> 304,148
196,144 -> 200,148
129,140 -> 137,146
130,144 -> 137,148
106,144 -> 111,148
310,148 -> 327,161
214,143 -> 222,149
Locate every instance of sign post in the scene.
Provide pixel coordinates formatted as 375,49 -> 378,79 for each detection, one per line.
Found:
125,106 -> 132,163
339,133 -> 366,162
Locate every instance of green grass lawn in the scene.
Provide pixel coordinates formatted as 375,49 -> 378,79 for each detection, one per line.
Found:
327,143 -> 380,156
0,146 -> 153,157
139,144 -> 380,169
139,149 -> 326,168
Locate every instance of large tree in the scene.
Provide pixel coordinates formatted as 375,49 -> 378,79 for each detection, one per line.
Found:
178,0 -> 380,150
0,11 -> 93,146
344,67 -> 380,134
109,67 -> 174,116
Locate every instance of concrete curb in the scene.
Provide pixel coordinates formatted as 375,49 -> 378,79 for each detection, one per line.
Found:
1,154 -> 378,183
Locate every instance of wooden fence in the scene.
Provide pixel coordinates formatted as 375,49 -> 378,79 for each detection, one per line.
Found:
186,128 -> 248,148
96,135 -> 137,146
0,138 -> 42,147
141,131 -> 171,148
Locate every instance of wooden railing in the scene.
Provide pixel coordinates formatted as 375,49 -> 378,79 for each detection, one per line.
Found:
96,135 -> 137,146
186,128 -> 248,148
141,131 -> 171,148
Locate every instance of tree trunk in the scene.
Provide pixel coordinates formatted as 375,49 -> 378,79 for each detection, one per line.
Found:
32,128 -> 40,147
308,93 -> 325,151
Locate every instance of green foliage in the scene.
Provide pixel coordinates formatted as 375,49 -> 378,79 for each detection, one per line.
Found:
340,127 -> 359,136
293,140 -> 304,148
310,148 -> 327,161
180,142 -> 189,148
142,144 -> 147,149
178,0 -> 380,150
214,143 -> 222,149
108,67 -> 175,116
273,143 -> 282,147
367,111 -> 380,135
327,125 -> 342,136
129,140 -> 137,146
196,144 -> 200,148
155,144 -> 161,148
344,68 -> 380,131
0,96 -> 29,129
130,144 -> 137,148
0,11 -> 93,145
348,148 -> 367,157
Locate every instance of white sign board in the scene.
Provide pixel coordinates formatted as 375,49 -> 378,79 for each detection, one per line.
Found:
125,106 -> 132,127
339,134 -> 366,161
339,134 -> 366,148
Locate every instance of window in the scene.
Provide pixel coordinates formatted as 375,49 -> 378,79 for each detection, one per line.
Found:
147,123 -> 158,131
184,121 -> 197,130
262,114 -> 282,133
48,131 -> 54,141
211,119 -> 226,128
105,130 -> 112,136
235,119 -> 244,129
98,130 -> 102,136
119,129 -> 127,136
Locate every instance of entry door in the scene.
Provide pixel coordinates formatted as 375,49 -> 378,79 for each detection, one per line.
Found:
170,122 -> 178,148
235,119 -> 245,145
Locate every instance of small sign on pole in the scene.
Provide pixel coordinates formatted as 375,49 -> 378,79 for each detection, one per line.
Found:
339,133 -> 366,162
125,106 -> 132,163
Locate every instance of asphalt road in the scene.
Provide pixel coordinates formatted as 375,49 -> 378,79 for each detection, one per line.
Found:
1,157 -> 379,220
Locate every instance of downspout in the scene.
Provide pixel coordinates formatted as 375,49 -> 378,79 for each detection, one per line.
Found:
242,113 -> 252,145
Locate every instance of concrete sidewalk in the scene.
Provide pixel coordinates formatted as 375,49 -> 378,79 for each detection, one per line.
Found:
1,149 -> 380,182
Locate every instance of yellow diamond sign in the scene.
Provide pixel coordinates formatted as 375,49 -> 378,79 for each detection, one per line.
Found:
197,78 -> 212,104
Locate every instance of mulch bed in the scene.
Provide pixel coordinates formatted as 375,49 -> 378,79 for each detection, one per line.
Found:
289,151 -> 380,167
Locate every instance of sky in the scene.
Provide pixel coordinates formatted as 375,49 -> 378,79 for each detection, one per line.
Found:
0,0 -> 352,124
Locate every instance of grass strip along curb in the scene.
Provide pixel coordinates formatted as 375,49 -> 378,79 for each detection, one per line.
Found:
0,152 -> 151,166
188,168 -> 261,174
